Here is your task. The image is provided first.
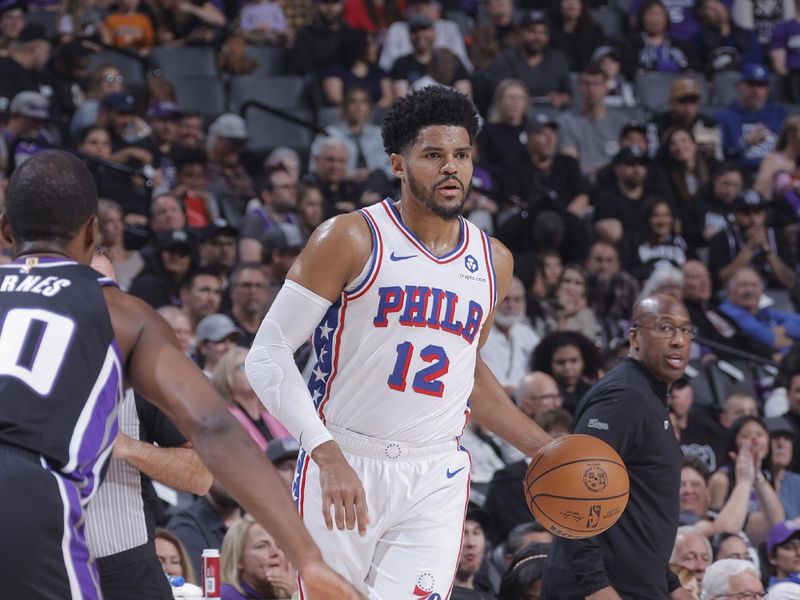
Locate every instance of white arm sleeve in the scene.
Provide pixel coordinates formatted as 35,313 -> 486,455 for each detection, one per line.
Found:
245,279 -> 334,455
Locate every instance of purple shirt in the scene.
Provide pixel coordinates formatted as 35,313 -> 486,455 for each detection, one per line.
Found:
220,580 -> 261,600
770,19 -> 800,70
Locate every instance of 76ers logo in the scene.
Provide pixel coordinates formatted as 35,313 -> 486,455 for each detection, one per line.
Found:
582,465 -> 608,492
464,255 -> 479,273
413,573 -> 440,599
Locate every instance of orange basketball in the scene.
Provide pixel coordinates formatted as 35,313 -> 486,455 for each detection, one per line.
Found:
525,434 -> 629,539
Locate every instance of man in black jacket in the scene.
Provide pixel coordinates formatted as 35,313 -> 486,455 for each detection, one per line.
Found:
542,294 -> 693,600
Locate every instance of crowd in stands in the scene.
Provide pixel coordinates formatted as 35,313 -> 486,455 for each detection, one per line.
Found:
2,0 -> 800,596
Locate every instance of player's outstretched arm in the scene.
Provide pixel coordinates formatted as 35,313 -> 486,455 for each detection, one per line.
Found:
469,238 -> 551,457
106,289 -> 364,600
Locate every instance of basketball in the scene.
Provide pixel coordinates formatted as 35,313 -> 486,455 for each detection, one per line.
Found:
525,434 -> 629,539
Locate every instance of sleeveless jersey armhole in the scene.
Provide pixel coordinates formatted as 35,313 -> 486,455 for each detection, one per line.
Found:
344,211 -> 377,294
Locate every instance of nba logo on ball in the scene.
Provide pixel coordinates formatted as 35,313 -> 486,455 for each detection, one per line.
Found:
525,435 -> 630,539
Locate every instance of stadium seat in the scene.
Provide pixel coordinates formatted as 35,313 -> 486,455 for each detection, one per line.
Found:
229,75 -> 308,112
244,107 -> 314,152
316,106 -> 343,129
634,72 -> 708,113
89,50 -> 145,84
173,77 -> 226,116
245,46 -> 288,76
150,47 -> 217,78
24,11 -> 58,36
590,7 -> 624,38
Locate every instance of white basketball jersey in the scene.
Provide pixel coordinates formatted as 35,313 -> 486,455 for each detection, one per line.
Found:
307,199 -> 497,443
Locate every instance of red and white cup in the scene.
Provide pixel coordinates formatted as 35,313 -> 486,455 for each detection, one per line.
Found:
202,548 -> 220,598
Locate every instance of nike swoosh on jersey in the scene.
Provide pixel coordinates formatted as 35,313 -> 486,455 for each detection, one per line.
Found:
389,252 -> 418,261
446,466 -> 466,479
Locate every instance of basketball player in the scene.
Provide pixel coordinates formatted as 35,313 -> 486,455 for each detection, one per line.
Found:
246,87 -> 552,598
0,150 -> 361,600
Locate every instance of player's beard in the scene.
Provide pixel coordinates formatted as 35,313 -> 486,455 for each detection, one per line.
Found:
407,169 -> 468,221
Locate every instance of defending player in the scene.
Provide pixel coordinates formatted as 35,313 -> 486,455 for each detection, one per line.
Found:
246,87 -> 552,598
0,150 -> 361,600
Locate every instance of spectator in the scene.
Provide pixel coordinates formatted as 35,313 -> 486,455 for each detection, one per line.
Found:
240,167 -> 299,262
489,10 -> 570,108
262,222 -> 305,284
701,559 -> 766,599
715,532 -> 752,560
778,365 -> 800,471
155,528 -> 197,584
146,0 -> 225,46
770,0 -> 800,103
517,371 -> 563,422
45,40 -> 91,130
686,162 -> 743,247
767,417 -> 800,519
70,64 -> 126,136
671,526 -> 712,584
639,262 -> 685,301
0,24 -> 52,115
669,377 -> 693,440
754,115 -> 800,205
766,521 -> 800,587
0,2 -> 24,52
130,230 -> 196,308
656,126 -> 716,208
480,276 -> 541,396
495,112 -> 593,264
592,146 -> 651,244
296,181 -> 325,239
452,508 -> 493,599
411,48 -> 474,97
631,0 -> 696,73
196,313 -> 240,377
630,0 -> 702,42
236,0 -> 287,45
97,92 -> 152,151
226,263 -> 274,347
558,65 -> 631,175
220,514 -> 297,600
652,78 -> 724,162
627,196 -> 692,282
172,147 -> 220,230
324,31 -> 391,107
97,198 -> 144,291
670,564 -> 700,600
157,305 -> 194,356
592,45 -> 637,108
288,0 -> 352,76
709,416 -> 786,545
101,0 -> 155,55
178,111 -> 206,150
715,63 -> 789,172
0,91 -> 53,177
467,0 -> 518,72
540,265 -> 599,342
476,79 -> 529,182
150,193 -> 188,235
206,114 -> 256,224
531,330 -> 601,413
497,543 -> 550,600
180,268 -> 223,331
586,241 -> 641,336
379,0 -> 472,73
694,0 -> 761,77
341,0 -> 402,33
305,137 -> 362,215
266,437 -> 301,489
549,0 -> 604,72
733,0 -> 795,48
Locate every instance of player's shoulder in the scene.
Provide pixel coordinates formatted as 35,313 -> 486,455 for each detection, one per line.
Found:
486,235 -> 513,292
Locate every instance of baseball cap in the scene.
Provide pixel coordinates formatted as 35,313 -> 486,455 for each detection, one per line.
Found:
765,416 -> 794,437
201,218 -> 239,242
196,313 -> 242,344
670,77 -> 701,101
741,63 -> 770,84
147,100 -> 180,120
526,112 -> 558,134
613,145 -> 648,165
267,437 -> 301,464
0,1 -> 24,16
408,14 -> 433,30
101,92 -> 137,113
621,121 -> 647,137
767,520 -> 800,554
591,45 -> 619,64
734,188 -> 766,212
9,91 -> 48,119
518,9 -> 550,28
209,113 -> 248,140
17,23 -> 49,43
157,229 -> 193,253
264,222 -> 305,252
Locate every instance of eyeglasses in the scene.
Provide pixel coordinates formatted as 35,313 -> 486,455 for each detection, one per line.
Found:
104,74 -> 124,83
712,591 -> 766,599
634,322 -> 698,340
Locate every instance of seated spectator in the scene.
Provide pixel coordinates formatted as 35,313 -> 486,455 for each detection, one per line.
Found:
411,48 -> 474,97
212,347 -> 291,451
467,0 -> 518,73
96,199 -> 144,291
540,265 -> 599,342
476,79 -> 530,182
220,514 -> 297,600
178,111 -> 206,150
592,146 -> 652,244
497,543 -> 550,600
304,137 -> 362,215
592,46 -> 637,108
627,196 -> 692,282
558,65 -> 631,175
585,241 -> 641,346
481,276 -> 541,397
155,528 -> 197,585
0,24 -> 53,118
150,193 -> 189,237
694,0 -> 761,77
144,0 -> 225,46
146,100 -> 181,189
0,91 -> 53,177
287,0 -> 354,77
296,182 -> 325,239
639,261 -> 685,301
531,329 -> 602,413
770,1 -> 800,102
342,0 -> 402,34
236,0 -> 287,45
630,0 -> 702,42
754,115 -> 800,203
684,162 -> 742,247
180,268 -> 223,332
262,222 -> 305,284
239,166 -> 299,262
732,0 -> 795,49
495,113 -> 593,264
766,521 -> 800,588
44,40 -> 92,129
197,219 -> 238,277
266,437 -> 301,489
762,349 -> 800,418
70,64 -> 125,135
452,508 -> 493,599
715,532 -> 752,560
653,78 -> 724,162
101,0 -> 155,55
324,30 -> 391,107
206,114 -> 256,224
709,416 -> 786,545
489,9 -> 571,108
97,92 -> 152,152
767,417 -> 800,519
670,526 -> 712,584
0,2 -> 24,52
656,126 -> 717,207
379,0 -> 472,73
631,0 -> 696,72
701,559 -> 766,599
157,305 -> 194,356
129,230 -> 196,308
548,0 -> 603,72
172,147 -> 220,230
225,263 -> 274,347
715,63 -> 789,173
669,377 -> 693,440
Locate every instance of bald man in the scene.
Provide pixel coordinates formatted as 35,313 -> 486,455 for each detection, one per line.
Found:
543,294 -> 693,600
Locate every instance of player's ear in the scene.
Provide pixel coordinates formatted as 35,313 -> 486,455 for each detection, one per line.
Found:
390,153 -> 405,181
83,215 -> 97,252
628,325 -> 639,352
0,213 -> 12,246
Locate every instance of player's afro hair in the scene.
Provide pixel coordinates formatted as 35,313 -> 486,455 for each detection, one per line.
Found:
381,86 -> 480,155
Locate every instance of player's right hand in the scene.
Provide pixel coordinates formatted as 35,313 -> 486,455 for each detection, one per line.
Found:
312,440 -> 369,536
299,559 -> 366,599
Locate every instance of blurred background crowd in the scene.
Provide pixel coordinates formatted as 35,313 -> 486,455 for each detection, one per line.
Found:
1,0 -> 800,596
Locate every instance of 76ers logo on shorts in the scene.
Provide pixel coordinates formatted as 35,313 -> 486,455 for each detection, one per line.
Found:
464,255 -> 479,273
413,573 -> 440,599
582,464 -> 608,492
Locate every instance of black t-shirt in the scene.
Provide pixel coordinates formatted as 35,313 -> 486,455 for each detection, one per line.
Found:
488,47 -> 570,100
0,57 -> 46,114
681,406 -> 728,473
390,52 -> 468,85
592,184 -> 646,233
498,153 -> 591,213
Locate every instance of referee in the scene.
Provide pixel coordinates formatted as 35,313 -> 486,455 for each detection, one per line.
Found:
542,294 -> 693,600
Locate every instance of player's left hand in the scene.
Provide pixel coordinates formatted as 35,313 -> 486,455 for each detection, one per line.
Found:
312,441 -> 369,536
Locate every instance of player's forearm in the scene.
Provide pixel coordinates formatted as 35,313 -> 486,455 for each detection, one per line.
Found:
118,440 -> 212,495
469,359 -> 551,457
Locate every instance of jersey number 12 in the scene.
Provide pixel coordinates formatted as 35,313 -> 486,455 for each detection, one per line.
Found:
387,342 -> 450,397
